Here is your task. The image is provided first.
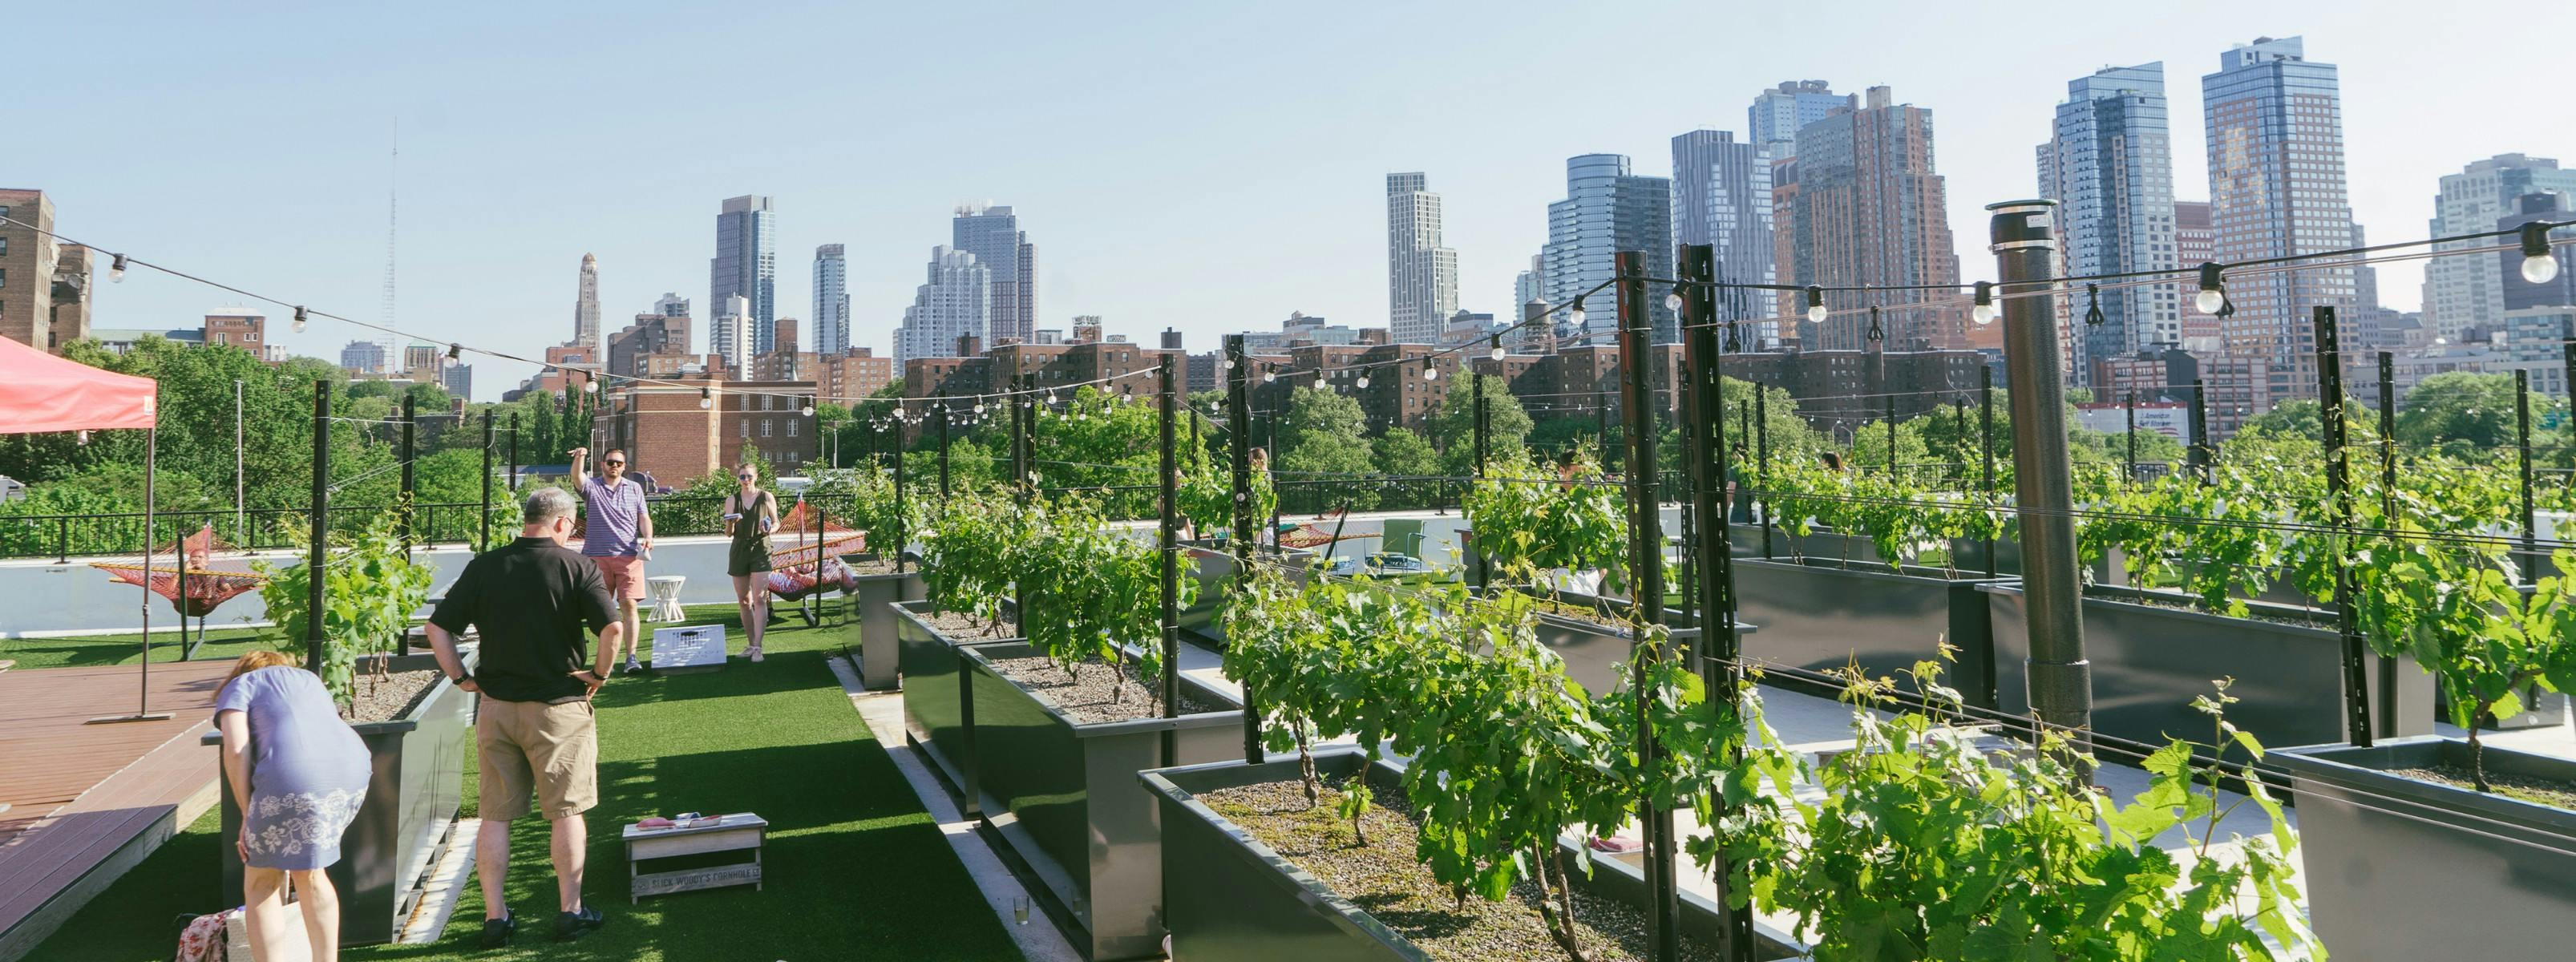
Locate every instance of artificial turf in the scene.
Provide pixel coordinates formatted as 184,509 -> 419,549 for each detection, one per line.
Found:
22,604 -> 1021,961
1,623 -> 273,670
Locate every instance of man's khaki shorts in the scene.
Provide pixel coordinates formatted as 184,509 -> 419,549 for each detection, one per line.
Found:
477,697 -> 598,821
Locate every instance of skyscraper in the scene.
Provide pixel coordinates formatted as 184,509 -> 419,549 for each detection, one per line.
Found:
713,295 -> 754,375
1672,129 -> 1778,335
651,293 -> 691,321
2039,63 -> 2182,384
2424,155 -> 2576,341
2203,36 -> 2357,410
1543,155 -> 1674,342
952,204 -> 1035,346
893,246 -> 992,364
710,195 -> 777,355
573,253 -> 602,353
1779,87 -> 1962,351
1386,173 -> 1460,344
1748,80 -> 1843,161
814,244 -> 849,356
2174,201 -> 2218,349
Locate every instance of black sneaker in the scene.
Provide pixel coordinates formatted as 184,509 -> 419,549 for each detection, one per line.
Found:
478,911 -> 516,948
553,904 -> 605,942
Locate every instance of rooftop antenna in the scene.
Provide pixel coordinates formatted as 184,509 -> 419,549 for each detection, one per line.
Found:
381,119 -> 400,362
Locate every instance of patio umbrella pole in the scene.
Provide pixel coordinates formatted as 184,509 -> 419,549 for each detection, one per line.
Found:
91,408 -> 174,723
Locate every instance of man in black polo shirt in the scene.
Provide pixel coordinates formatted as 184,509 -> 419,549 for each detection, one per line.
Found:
427,487 -> 625,946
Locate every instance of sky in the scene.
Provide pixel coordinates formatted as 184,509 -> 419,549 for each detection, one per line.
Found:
17,1 -> 2575,400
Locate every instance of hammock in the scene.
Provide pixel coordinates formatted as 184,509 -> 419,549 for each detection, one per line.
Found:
90,525 -> 270,617
1277,518 -> 1381,551
763,498 -> 871,600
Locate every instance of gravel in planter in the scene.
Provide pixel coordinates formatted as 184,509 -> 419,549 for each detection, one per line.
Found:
1201,776 -> 1721,962
342,668 -> 442,724
2392,765 -> 2576,811
924,609 -> 1017,638
984,654 -> 1217,725
845,557 -> 905,576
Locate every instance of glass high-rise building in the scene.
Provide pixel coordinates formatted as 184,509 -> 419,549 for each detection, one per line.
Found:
1386,172 -> 1459,345
952,204 -> 1035,346
893,246 -> 992,364
2424,155 -> 2576,341
1748,80 -> 1842,161
1672,129 -> 1778,338
2039,63 -> 2182,384
814,244 -> 849,356
710,195 -> 777,355
2203,36 -> 2356,410
1543,154 -> 1675,342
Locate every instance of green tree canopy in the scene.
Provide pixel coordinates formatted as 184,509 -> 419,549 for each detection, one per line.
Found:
2397,372 -> 2521,452
1276,387 -> 1377,511
1428,374 -> 1534,475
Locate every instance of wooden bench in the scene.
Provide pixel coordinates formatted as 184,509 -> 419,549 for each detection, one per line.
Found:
622,814 -> 766,903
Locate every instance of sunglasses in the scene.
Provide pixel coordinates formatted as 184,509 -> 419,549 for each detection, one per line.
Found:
737,474 -> 756,481
603,460 -> 625,467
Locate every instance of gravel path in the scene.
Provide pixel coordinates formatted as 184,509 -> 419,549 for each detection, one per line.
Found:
345,668 -> 441,724
1199,776 -> 1725,961
984,653 -> 1217,725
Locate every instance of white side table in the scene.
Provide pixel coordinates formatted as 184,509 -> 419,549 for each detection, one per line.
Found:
646,576 -> 686,622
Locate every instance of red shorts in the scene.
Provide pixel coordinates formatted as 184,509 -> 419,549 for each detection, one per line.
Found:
591,556 -> 646,601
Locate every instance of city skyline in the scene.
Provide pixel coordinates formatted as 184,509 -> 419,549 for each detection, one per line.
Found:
14,5 -> 2574,398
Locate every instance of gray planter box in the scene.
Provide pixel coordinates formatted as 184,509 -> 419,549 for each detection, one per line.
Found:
960,642 -> 1246,961
208,653 -> 475,946
1737,522 -> 1882,567
894,599 -> 1019,811
2277,737 -> 2576,960
845,559 -> 923,690
1981,584 -> 2431,757
1736,558 -> 2004,709
1178,540 -> 1314,647
1519,590 -> 1747,697
1142,749 -> 1802,961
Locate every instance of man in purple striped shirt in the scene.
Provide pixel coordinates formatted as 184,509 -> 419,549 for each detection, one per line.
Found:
569,447 -> 653,673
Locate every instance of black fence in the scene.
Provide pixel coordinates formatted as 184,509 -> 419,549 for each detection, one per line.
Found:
0,494 -> 870,562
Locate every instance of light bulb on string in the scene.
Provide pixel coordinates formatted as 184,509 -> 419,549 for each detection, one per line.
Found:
1804,286 -> 1827,323
1355,373 -> 1371,390
1664,289 -> 1684,313
1264,366 -> 1276,383
2194,263 -> 2227,314
1970,281 -> 1999,325
802,401 -> 815,418
2520,222 -> 2562,284
698,387 -> 713,410
109,253 -> 128,283
1567,296 -> 1587,329
1490,338 -> 1506,362
292,306 -> 309,333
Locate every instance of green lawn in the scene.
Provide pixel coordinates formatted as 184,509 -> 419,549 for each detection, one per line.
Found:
2,623 -> 274,670
24,604 -> 1019,961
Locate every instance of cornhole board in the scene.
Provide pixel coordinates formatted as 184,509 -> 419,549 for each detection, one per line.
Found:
652,625 -> 727,674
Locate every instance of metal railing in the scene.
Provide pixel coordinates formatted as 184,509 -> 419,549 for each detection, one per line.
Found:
0,493 -> 870,561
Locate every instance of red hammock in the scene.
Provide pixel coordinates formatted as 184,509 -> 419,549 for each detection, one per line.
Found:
763,499 -> 872,600
91,525 -> 269,617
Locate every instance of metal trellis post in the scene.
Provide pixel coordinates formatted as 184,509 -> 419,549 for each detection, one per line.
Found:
1159,355 -> 1183,765
1226,334 -> 1260,765
308,381 -> 331,677
1680,243 -> 1753,960
2315,306 -> 2373,746
1614,251 -> 1680,962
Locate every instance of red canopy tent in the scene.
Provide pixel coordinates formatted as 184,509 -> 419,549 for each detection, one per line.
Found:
0,335 -> 168,722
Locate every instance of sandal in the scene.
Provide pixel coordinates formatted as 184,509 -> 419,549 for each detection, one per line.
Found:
747,645 -> 765,663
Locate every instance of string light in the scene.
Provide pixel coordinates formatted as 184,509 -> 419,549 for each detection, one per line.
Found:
1663,289 -> 1684,313
2194,263 -> 2227,314
801,399 -> 815,418
1264,365 -> 1277,383
2520,222 -> 2562,284
1490,336 -> 1505,362
292,305 -> 308,333
1355,373 -> 1371,389
699,386 -> 713,410
109,253 -> 127,283
1567,296 -> 1587,329
1804,286 -> 1827,323
447,343 -> 461,361
1421,356 -> 1439,381
1969,282 -> 1998,325
2083,284 -> 2105,327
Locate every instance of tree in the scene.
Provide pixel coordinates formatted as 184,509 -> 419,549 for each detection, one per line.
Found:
2397,371 -> 2521,453
1370,426 -> 1442,510
1276,387 -> 1377,512
1428,374 -> 1534,475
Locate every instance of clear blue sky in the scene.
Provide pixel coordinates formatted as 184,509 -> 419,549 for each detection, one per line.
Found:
18,1 -> 2570,399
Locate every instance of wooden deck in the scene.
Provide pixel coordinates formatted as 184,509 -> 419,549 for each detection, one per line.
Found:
0,658 -> 230,962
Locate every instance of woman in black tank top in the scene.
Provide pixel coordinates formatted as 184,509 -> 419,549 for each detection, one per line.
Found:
723,463 -> 778,661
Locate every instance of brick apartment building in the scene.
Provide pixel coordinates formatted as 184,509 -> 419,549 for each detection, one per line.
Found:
596,376 -> 821,484
606,313 -> 689,378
